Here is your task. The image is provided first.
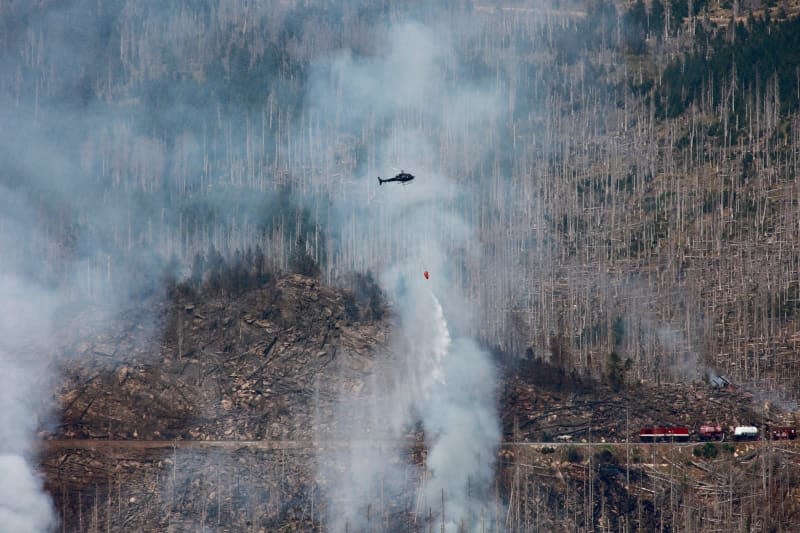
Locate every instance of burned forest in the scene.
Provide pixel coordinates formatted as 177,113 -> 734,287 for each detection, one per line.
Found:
4,0 -> 800,531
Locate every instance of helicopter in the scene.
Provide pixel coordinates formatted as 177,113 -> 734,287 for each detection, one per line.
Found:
377,170 -> 415,185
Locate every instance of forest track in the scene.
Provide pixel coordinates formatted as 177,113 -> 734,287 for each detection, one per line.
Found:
43,438 -> 401,451
43,439 -> 790,450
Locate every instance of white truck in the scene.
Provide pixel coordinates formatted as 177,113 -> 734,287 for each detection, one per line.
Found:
733,426 -> 759,441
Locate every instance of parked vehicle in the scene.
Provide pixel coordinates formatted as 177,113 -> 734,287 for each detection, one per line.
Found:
698,424 -> 725,441
733,426 -> 759,441
634,424 -> 793,443
770,427 -> 797,440
639,426 -> 690,442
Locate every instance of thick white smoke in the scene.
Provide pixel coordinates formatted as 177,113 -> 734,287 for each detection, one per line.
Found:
423,293 -> 450,388
322,264 -> 499,530
0,275 -> 57,533
0,455 -> 55,533
399,289 -> 499,529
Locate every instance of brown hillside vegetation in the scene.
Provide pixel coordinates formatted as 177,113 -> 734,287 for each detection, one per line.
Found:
41,275 -> 800,531
50,275 -> 387,443
501,355 -> 784,444
43,274 -> 393,530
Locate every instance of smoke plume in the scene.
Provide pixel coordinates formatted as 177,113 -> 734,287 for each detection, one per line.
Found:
301,20 -> 503,530
0,275 -> 57,532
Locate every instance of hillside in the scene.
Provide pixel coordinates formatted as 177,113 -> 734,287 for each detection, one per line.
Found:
36,274 -> 800,531
50,274 -> 385,443
41,275 -> 392,530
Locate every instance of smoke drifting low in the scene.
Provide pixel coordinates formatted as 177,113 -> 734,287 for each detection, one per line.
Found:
0,276 -> 57,532
322,260 -> 500,531
405,295 -> 499,527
